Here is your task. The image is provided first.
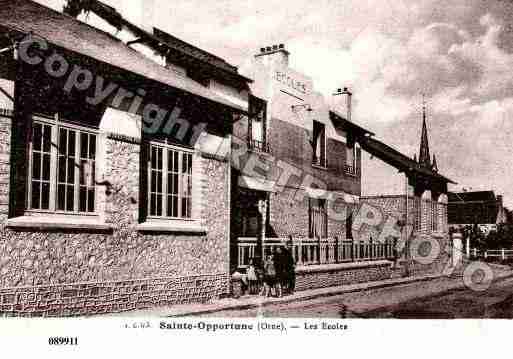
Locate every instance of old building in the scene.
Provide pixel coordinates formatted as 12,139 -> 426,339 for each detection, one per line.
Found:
0,0 -> 250,316
231,45 -> 405,289
448,191 -> 507,234
360,102 -> 456,275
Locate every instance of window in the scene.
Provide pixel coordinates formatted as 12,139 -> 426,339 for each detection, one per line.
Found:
431,201 -> 438,231
247,95 -> 268,153
413,197 -> 421,230
345,138 -> 357,175
28,117 -> 97,214
312,120 -> 326,167
148,143 -> 192,219
309,198 -> 327,238
346,209 -> 353,240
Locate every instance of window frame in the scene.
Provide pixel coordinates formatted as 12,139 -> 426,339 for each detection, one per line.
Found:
312,120 -> 327,168
146,140 -> 195,221
431,201 -> 438,232
26,114 -> 99,216
309,197 -> 328,238
247,95 -> 269,153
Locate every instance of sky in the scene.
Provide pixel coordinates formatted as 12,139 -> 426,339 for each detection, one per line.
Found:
36,0 -> 513,208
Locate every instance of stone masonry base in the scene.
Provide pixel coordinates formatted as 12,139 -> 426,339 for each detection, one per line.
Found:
295,261 -> 393,291
0,273 -> 228,317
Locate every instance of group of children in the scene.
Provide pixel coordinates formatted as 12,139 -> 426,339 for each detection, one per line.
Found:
246,245 -> 296,297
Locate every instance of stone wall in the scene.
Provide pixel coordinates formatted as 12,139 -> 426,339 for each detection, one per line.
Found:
295,261 -> 392,291
0,136 -> 231,316
360,196 -> 450,277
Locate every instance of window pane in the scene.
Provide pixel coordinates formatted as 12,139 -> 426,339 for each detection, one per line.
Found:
80,188 -> 87,212
67,157 -> 75,183
88,189 -> 95,213
157,172 -> 162,192
150,193 -> 156,216
33,123 -> 42,151
156,194 -> 162,216
41,182 -> 50,210
167,196 -> 173,217
157,148 -> 163,169
173,151 -> 179,172
172,195 -> 178,217
31,181 -> 40,209
43,125 -> 51,152
173,173 -> 178,195
89,135 -> 96,159
59,129 -> 66,155
151,147 -> 157,169
68,130 -> 76,156
32,152 -> 41,180
66,185 -> 74,211
57,184 -> 65,210
58,156 -> 66,183
42,154 -> 51,181
181,197 -> 188,217
80,133 -> 88,159
151,171 -> 157,192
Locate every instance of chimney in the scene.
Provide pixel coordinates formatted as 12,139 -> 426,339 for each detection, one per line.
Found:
333,87 -> 352,122
255,43 -> 289,67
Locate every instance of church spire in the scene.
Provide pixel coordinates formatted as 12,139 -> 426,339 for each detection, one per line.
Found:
418,94 -> 431,168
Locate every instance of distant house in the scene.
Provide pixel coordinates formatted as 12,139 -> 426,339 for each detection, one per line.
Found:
448,191 -> 507,234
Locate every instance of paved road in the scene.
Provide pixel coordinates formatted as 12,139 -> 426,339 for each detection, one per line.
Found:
195,275 -> 513,319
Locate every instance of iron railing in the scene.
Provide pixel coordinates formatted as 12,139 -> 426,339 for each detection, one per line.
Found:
248,139 -> 271,154
236,237 -> 396,268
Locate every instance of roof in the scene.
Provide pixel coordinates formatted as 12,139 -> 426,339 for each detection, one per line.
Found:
447,191 -> 501,224
448,191 -> 497,203
64,0 -> 251,83
0,0 -> 246,112
329,111 -> 375,137
153,27 -> 239,75
359,136 -> 456,184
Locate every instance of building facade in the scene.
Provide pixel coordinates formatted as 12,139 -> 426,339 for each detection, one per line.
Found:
231,45 -> 400,289
0,0 -> 250,316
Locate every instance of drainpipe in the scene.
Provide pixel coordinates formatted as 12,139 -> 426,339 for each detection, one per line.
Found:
404,173 -> 410,277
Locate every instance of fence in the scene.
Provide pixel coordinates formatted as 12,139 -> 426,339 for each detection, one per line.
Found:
469,248 -> 513,261
237,237 -> 396,268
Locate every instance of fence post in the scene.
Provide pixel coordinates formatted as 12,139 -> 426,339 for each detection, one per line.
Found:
502,248 -> 505,261
484,251 -> 488,259
335,236 -> 339,264
473,248 -> 477,258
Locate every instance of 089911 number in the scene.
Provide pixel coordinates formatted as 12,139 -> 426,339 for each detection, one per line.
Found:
48,337 -> 78,345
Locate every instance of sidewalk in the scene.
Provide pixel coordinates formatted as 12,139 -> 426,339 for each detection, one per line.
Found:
106,263 -> 513,317
105,273 -> 441,317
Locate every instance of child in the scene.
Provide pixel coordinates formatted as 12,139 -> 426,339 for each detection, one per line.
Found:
263,254 -> 277,297
246,258 -> 258,294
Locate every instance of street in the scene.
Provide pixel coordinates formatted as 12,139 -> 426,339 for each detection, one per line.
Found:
194,275 -> 513,319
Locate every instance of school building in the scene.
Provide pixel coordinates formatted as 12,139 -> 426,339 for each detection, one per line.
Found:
0,0 -> 457,316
